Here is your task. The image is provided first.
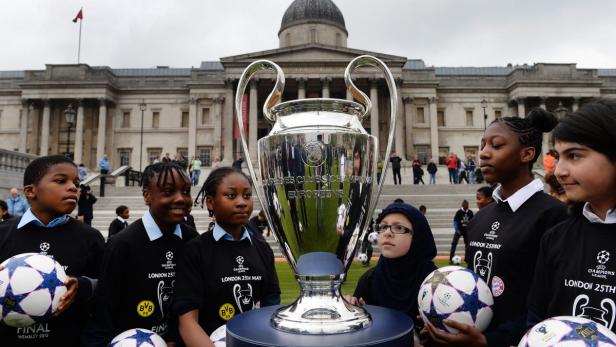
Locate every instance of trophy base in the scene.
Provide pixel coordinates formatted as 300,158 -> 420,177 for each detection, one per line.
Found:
226,305 -> 413,347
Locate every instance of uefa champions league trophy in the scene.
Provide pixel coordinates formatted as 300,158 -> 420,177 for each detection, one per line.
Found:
234,56 -> 398,336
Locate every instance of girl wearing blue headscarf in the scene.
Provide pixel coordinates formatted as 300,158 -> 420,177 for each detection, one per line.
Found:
349,202 -> 437,321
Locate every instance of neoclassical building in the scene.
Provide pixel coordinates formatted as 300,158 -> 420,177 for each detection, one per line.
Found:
1,0 -> 615,170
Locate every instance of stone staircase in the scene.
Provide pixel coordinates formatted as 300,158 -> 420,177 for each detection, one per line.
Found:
89,182 -> 479,257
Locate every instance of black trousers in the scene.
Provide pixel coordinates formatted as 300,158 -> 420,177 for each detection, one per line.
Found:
449,231 -> 466,260
392,168 -> 401,184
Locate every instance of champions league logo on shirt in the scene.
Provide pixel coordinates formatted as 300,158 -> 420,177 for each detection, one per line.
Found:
483,221 -> 500,241
161,251 -> 175,271
233,256 -> 249,274
588,250 -> 615,279
39,242 -> 50,255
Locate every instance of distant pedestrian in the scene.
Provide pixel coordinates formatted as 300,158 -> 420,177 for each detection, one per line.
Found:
6,188 -> 29,217
419,205 -> 427,215
376,160 -> 383,183
108,205 -> 129,240
190,156 -> 202,186
99,154 -> 110,174
458,159 -> 469,184
449,199 -> 473,264
232,156 -> 244,170
0,199 -> 13,222
162,152 -> 171,162
249,210 -> 270,237
427,158 -> 437,184
390,152 -> 402,185
467,156 -> 476,183
446,153 -> 458,184
78,163 -> 88,181
77,185 -> 97,226
412,156 -> 424,184
543,149 -> 556,174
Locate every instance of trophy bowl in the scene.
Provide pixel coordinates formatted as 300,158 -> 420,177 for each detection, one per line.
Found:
235,55 -> 397,335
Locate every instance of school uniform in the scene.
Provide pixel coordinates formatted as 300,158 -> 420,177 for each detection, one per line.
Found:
449,207 -> 474,261
527,205 -> 616,334
107,216 -> 128,239
465,179 -> 568,347
82,211 -> 198,346
173,224 -> 280,335
0,209 -> 105,347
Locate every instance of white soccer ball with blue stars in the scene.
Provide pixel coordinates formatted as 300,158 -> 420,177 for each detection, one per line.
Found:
210,324 -> 227,347
109,328 -> 167,347
0,253 -> 67,327
518,316 -> 616,347
418,266 -> 493,333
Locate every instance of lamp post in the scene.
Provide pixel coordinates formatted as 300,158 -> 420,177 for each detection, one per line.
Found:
139,100 -> 147,171
481,99 -> 488,130
554,101 -> 567,119
64,104 -> 76,159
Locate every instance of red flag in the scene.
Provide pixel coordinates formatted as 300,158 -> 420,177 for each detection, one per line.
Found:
72,9 -> 83,23
234,94 -> 248,140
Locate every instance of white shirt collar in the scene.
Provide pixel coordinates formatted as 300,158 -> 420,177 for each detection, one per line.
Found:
142,210 -> 182,241
116,216 -> 127,223
492,178 -> 545,212
582,203 -> 616,224
17,209 -> 70,229
212,223 -> 252,244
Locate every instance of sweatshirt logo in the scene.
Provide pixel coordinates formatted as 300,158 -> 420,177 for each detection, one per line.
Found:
597,251 -> 610,265
588,250 -> 614,279
233,256 -> 249,274
161,251 -> 175,270
573,294 -> 616,330
483,221 -> 500,241
39,242 -> 50,254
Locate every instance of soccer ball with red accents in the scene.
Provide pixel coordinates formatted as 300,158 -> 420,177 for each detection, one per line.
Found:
518,316 -> 616,347
0,253 -> 67,327
418,266 -> 493,333
109,328 -> 166,347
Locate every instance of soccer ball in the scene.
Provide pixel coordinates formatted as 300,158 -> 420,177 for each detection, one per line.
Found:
451,255 -> 462,265
357,253 -> 368,263
210,324 -> 227,347
418,266 -> 493,333
0,253 -> 67,327
109,328 -> 166,347
367,231 -> 378,244
518,316 -> 616,347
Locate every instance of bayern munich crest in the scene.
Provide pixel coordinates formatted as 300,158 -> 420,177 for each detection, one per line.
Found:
301,141 -> 326,167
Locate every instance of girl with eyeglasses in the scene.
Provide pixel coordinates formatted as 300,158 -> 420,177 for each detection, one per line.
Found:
347,202 -> 437,327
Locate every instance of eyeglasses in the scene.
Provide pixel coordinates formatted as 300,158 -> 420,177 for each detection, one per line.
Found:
374,223 -> 413,235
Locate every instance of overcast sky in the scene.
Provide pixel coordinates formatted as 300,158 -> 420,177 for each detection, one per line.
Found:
1,0 -> 615,71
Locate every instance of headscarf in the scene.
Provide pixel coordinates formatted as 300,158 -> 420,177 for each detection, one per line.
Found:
370,202 -> 437,317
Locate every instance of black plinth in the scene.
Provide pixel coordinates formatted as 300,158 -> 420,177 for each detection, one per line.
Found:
226,305 -> 413,347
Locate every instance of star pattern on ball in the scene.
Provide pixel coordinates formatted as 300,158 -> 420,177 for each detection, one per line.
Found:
455,277 -> 490,324
129,329 -> 157,345
0,283 -> 29,319
3,256 -> 31,277
559,319 -> 615,345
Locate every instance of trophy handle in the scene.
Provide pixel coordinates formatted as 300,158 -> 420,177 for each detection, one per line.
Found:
344,55 -> 398,212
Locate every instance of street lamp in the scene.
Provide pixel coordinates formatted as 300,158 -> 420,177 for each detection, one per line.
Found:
481,99 -> 488,129
64,104 -> 76,159
554,101 -> 567,119
139,100 -> 147,171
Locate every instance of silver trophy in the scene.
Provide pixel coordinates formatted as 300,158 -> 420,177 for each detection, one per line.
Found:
235,55 -> 397,335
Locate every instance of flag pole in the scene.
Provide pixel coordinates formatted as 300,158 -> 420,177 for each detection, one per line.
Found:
77,10 -> 82,64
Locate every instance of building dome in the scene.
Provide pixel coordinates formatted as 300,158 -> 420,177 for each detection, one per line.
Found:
280,0 -> 347,36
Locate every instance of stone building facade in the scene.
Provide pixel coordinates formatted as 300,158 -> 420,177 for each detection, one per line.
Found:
1,0 -> 615,170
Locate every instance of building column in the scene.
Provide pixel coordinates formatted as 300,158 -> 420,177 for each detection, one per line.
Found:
369,79 -> 379,138
188,97 -> 198,160
539,97 -> 549,156
429,97 -> 439,161
321,77 -> 331,98
74,100 -> 85,164
572,97 -> 580,112
19,99 -> 29,153
213,97 -> 223,161
394,79 -> 406,159
223,79 -> 234,165
297,78 -> 306,99
249,80 -> 258,157
40,99 -> 51,156
517,98 -> 526,118
96,98 -> 107,166
403,97 -> 414,157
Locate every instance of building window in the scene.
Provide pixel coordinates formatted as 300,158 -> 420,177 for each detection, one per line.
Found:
118,148 -> 131,167
147,148 -> 162,165
416,107 -> 425,123
495,109 -> 502,119
152,111 -> 160,128
122,111 -> 131,128
415,145 -> 430,164
438,147 -> 450,165
466,110 -> 474,127
181,111 -> 189,128
198,147 -> 212,166
177,147 -> 188,160
464,146 -> 479,161
310,28 -> 317,43
437,109 -> 446,127
201,108 -> 210,125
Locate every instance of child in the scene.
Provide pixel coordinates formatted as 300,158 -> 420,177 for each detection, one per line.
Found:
475,186 -> 494,210
77,185 -> 97,226
527,99 -> 616,334
107,205 -> 129,240
449,199 -> 473,264
0,155 -> 105,347
423,109 -> 568,347
174,167 -> 280,346
419,205 -> 427,216
0,199 -> 13,221
348,202 -> 437,323
83,162 -> 198,346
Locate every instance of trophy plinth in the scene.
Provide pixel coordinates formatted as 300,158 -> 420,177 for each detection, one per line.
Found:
234,56 -> 403,336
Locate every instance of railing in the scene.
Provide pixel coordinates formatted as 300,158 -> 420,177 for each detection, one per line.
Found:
125,169 -> 142,187
0,149 -> 37,172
